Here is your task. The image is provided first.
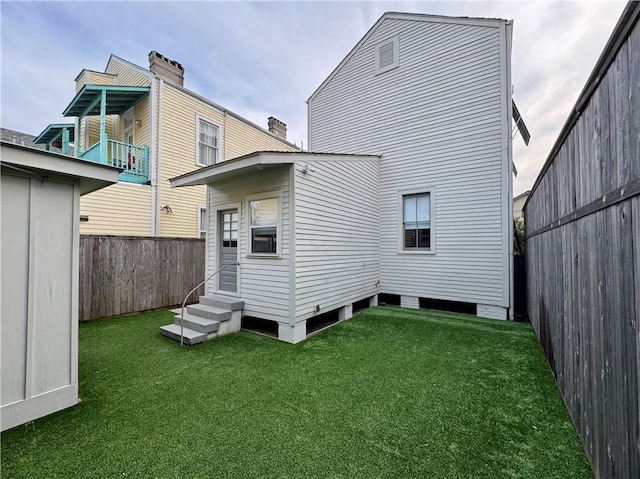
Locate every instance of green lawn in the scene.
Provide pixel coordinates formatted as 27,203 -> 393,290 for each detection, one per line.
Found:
1,307 -> 592,478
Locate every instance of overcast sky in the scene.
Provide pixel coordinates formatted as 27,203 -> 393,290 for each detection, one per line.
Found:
1,1 -> 627,195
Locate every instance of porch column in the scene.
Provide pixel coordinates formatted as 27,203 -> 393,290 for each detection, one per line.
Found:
76,117 -> 81,156
99,89 -> 107,163
62,127 -> 70,155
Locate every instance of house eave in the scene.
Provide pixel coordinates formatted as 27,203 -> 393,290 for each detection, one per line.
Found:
170,151 -> 380,187
1,141 -> 120,195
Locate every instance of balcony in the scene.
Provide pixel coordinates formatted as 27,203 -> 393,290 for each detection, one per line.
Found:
60,84 -> 151,184
80,139 -> 149,184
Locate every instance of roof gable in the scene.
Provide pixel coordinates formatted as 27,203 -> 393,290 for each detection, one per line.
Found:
105,54 -> 151,78
308,11 -> 508,102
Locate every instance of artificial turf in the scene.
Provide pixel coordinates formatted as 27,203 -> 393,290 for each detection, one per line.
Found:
1,307 -> 593,478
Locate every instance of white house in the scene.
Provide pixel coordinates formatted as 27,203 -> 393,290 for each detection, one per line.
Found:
308,12 -> 515,321
161,12 -> 516,344
1,142 -> 119,431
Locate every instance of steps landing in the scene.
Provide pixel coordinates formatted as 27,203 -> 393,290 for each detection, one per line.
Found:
160,294 -> 244,345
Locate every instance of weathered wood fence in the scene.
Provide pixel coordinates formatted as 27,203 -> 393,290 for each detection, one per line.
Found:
79,235 -> 205,321
525,3 -> 639,478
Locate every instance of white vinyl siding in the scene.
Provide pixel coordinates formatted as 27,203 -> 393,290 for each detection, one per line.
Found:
294,158 -> 380,321
206,165 -> 291,322
309,17 -> 509,307
197,117 -> 219,166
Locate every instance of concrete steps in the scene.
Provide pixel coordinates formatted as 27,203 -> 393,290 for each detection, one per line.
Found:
160,294 -> 244,345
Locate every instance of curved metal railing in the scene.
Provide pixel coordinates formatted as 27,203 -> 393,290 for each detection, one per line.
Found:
179,264 -> 229,346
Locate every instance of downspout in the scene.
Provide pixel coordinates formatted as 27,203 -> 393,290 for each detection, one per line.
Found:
223,110 -> 227,161
99,89 -> 107,161
155,78 -> 164,237
150,76 -> 158,236
505,20 -> 515,320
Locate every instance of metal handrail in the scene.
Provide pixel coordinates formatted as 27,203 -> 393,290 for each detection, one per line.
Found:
180,264 -> 229,346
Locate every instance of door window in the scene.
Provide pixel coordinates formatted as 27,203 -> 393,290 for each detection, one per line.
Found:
222,212 -> 238,247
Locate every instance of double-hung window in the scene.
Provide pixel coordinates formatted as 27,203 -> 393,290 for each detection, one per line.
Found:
197,118 -> 218,166
197,206 -> 207,239
403,192 -> 432,251
249,197 -> 278,254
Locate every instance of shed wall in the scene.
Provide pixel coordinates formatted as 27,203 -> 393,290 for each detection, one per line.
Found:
1,173 -> 78,431
294,159 -> 380,321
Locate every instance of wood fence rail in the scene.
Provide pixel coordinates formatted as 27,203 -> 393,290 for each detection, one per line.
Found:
79,235 -> 205,322
524,4 -> 639,478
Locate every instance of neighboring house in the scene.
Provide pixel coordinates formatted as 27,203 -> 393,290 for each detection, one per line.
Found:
162,12 -> 518,345
1,142 -> 119,431
1,127 -> 71,155
36,51 -> 298,238
513,190 -> 530,220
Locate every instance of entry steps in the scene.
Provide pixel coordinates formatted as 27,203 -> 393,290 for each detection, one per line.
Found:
160,294 -> 244,345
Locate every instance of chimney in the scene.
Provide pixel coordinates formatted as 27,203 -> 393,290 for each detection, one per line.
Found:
148,51 -> 184,86
268,116 -> 287,140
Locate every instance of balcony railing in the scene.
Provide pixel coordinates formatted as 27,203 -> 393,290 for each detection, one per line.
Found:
80,139 -> 149,184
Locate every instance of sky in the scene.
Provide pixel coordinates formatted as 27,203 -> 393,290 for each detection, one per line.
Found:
0,1 -> 628,196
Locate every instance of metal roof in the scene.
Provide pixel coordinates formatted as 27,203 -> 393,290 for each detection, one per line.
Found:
62,85 -> 150,117
170,151 -> 380,187
33,123 -> 75,145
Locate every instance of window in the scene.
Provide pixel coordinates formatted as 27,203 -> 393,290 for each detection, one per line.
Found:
249,197 -> 278,254
403,193 -> 431,251
375,36 -> 399,74
197,118 -> 219,166
221,211 -> 238,247
198,206 -> 207,239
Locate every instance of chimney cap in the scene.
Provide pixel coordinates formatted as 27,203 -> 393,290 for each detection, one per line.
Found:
268,116 -> 287,127
148,50 -> 184,71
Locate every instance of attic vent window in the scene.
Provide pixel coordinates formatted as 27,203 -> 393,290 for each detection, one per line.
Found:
375,37 -> 399,74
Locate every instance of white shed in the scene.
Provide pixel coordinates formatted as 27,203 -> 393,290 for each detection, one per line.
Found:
165,151 -> 380,344
1,142 -> 119,431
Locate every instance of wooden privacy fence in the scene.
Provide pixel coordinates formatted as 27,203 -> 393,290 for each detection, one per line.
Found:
79,235 -> 205,321
525,4 -> 639,478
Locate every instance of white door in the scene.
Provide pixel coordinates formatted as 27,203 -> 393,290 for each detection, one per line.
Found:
219,209 -> 238,292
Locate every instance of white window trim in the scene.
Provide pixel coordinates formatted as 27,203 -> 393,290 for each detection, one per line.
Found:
375,36 -> 399,75
195,115 -> 220,167
246,190 -> 282,258
397,187 -> 436,255
197,205 -> 206,239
